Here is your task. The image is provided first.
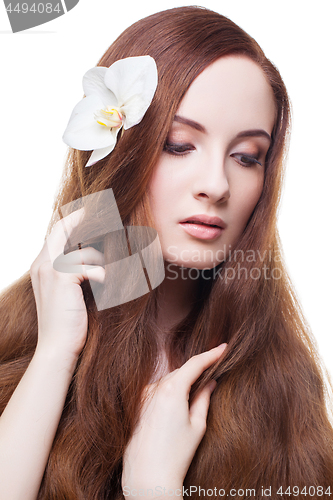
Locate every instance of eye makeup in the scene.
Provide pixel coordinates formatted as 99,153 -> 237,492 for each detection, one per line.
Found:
163,141 -> 195,156
163,118 -> 270,167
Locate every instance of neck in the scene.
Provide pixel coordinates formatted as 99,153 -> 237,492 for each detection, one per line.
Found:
155,262 -> 200,334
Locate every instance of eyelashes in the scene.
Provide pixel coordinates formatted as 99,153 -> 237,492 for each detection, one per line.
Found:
163,142 -> 195,155
230,153 -> 262,167
163,141 -> 263,167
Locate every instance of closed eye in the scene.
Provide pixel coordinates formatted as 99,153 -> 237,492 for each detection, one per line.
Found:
231,153 -> 262,168
163,141 -> 195,156
163,142 -> 263,168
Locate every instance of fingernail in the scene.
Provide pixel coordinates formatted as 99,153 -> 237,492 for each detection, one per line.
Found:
216,343 -> 227,350
209,380 -> 217,391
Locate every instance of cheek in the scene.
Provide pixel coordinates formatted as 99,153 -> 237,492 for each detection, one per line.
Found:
147,165 -> 165,212
247,174 -> 264,209
147,160 -> 185,218
232,172 -> 264,226
147,166 -> 173,228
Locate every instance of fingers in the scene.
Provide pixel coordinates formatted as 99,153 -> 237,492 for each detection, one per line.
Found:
178,344 -> 227,393
46,208 -> 85,263
83,265 -> 106,284
144,346 -> 227,402
140,346 -> 226,418
189,380 -> 216,431
53,247 -> 105,273
31,209 -> 107,288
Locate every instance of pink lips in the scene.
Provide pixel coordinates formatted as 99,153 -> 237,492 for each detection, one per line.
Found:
179,214 -> 226,240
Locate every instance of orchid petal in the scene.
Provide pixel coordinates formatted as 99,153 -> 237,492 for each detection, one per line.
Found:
63,94 -> 115,150
63,55 -> 158,168
104,56 -> 158,129
83,67 -> 118,107
86,144 -> 115,167
85,127 -> 121,167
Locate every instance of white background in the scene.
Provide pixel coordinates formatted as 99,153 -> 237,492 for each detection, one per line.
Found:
0,1 -> 332,380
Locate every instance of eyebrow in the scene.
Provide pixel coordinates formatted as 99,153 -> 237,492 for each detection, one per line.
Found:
236,129 -> 271,142
173,114 -> 271,142
174,114 -> 207,133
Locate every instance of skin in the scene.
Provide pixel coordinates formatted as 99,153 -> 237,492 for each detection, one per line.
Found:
123,55 -> 276,497
149,55 -> 275,269
0,56 -> 276,500
148,55 -> 275,338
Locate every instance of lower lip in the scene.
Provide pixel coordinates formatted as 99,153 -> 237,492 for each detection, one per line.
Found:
179,222 -> 223,240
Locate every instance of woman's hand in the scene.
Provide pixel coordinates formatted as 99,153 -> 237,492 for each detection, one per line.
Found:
122,343 -> 228,497
30,208 -> 105,359
0,208 -> 106,500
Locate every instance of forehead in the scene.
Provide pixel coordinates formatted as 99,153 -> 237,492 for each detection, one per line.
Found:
176,55 -> 276,136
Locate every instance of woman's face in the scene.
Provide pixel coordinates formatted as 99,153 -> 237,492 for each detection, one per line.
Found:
148,55 -> 276,270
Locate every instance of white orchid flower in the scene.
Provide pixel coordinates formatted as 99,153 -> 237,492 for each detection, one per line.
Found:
62,55 -> 158,167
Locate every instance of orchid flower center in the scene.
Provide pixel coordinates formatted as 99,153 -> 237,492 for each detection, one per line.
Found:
94,105 -> 123,129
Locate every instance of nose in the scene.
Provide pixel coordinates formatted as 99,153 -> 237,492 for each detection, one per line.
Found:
192,153 -> 230,204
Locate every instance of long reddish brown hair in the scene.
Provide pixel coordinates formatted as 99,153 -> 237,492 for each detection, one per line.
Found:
1,6 -> 333,499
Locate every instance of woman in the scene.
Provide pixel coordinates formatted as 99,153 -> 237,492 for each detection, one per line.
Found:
0,6 -> 333,499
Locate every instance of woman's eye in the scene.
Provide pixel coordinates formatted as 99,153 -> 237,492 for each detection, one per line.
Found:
231,153 -> 262,168
163,141 -> 195,156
